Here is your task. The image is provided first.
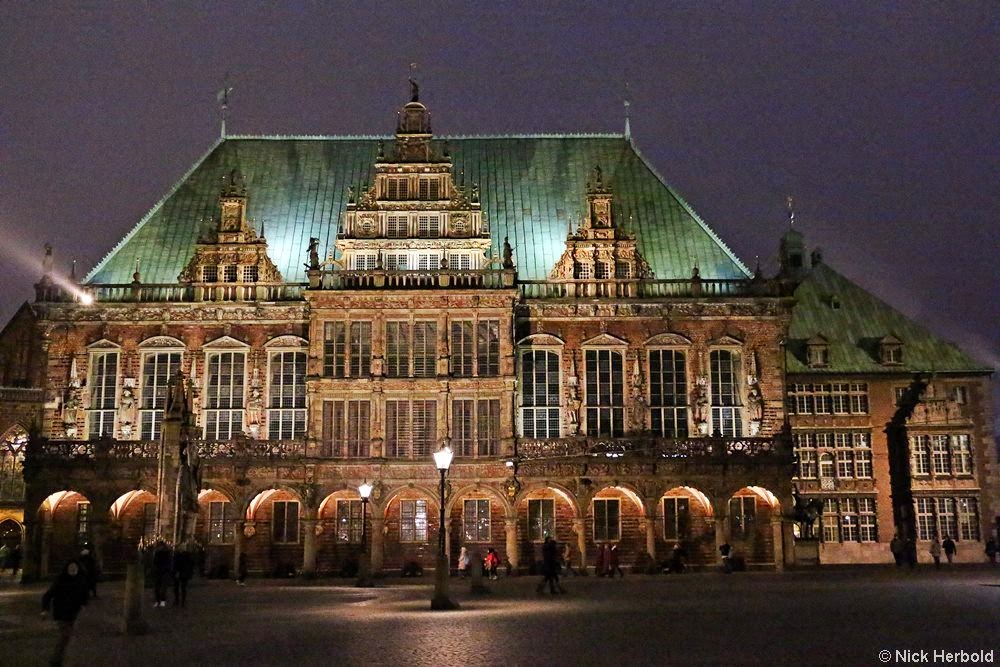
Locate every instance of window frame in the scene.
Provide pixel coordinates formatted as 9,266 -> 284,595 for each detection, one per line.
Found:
139,349 -> 183,441
527,498 -> 555,542
584,347 -> 625,437
593,498 -> 621,542
399,499 -> 428,543
519,348 -> 562,439
648,348 -> 689,438
462,498 -> 491,543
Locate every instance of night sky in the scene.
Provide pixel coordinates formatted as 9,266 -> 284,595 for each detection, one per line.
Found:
2,3 -> 997,407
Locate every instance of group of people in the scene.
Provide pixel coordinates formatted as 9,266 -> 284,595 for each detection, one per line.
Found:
891,534 -> 999,568
593,542 -> 625,578
150,539 -> 197,607
456,546 -> 502,580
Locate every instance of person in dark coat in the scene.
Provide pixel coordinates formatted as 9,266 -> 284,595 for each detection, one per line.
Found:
535,537 -> 564,594
594,542 -> 606,577
609,543 -> 624,578
173,545 -> 195,606
41,560 -> 89,667
669,543 -> 687,574
942,536 -> 957,564
986,537 -> 998,566
151,540 -> 172,607
77,548 -> 99,598
9,544 -> 22,576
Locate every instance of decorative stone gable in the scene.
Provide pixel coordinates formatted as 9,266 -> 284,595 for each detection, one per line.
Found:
178,169 -> 283,288
549,166 -> 652,281
334,84 -> 493,273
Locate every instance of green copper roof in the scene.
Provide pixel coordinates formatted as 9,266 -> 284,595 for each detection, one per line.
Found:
786,262 -> 990,374
86,135 -> 749,284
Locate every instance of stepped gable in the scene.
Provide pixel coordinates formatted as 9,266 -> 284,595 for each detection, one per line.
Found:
86,135 -> 749,285
787,262 -> 991,374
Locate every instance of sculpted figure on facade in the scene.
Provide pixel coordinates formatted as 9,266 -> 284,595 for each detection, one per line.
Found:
118,378 -> 137,438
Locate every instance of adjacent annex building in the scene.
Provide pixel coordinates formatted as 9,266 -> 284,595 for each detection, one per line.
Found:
0,89 -> 995,579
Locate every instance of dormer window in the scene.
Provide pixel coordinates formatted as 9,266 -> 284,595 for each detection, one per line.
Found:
387,177 -> 409,200
418,177 -> 440,200
575,263 -> 592,280
223,265 -> 238,283
615,262 -> 631,279
595,262 -> 611,280
806,334 -> 830,368
879,336 -> 903,365
387,214 -> 408,238
417,215 -> 440,238
242,266 -> 259,283
202,265 -> 218,283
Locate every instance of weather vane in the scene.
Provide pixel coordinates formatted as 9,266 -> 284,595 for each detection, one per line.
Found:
217,72 -> 234,138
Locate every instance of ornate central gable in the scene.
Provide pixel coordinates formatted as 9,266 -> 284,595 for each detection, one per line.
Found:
178,169 -> 283,286
549,166 -> 652,281
334,84 -> 495,274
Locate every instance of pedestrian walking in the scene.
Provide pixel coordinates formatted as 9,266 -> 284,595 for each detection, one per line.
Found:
561,542 -> 577,576
985,537 -> 998,566
41,560 -> 89,667
929,538 -> 942,569
484,547 -> 500,580
151,540 -> 172,607
942,537 -> 956,564
77,548 -> 99,598
609,543 -> 625,578
8,544 -> 22,577
458,546 -> 470,578
719,542 -> 733,574
237,552 -> 248,585
0,544 -> 9,574
889,535 -> 903,566
173,544 -> 194,606
595,542 -> 606,577
536,536 -> 564,594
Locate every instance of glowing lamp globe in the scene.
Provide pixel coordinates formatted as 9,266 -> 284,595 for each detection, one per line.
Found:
433,445 -> 454,471
358,481 -> 373,500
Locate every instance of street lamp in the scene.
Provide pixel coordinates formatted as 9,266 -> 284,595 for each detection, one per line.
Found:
356,481 -> 374,587
431,445 -> 458,610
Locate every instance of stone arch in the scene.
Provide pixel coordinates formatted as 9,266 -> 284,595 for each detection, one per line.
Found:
315,489 -> 368,575
585,485 -> 647,568
37,490 -> 91,576
196,488 -> 237,577
445,484 -> 512,569
379,484 -> 441,573
0,517 -> 23,550
445,483 -> 512,517
513,483 -> 582,573
514,481 -> 582,519
659,486 -> 717,566
243,486 -> 304,577
725,485 -> 780,565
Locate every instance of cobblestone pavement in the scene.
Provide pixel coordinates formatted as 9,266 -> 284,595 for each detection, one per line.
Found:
1,567 -> 998,667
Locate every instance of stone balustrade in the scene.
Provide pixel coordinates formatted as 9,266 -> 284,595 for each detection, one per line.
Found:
516,435 -> 783,460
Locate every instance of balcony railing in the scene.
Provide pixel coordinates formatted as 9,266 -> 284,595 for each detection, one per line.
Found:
34,282 -> 306,304
28,438 -> 307,461
308,268 -> 516,290
518,278 -> 784,299
516,435 -> 783,460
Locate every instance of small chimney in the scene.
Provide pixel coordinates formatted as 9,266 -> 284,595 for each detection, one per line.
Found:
811,248 -> 823,267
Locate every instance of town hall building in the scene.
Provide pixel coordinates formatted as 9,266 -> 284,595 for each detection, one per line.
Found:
0,87 -> 995,579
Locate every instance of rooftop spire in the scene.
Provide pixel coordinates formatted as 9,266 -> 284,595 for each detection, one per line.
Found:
217,73 -> 234,139
623,81 -> 632,140
786,195 -> 795,228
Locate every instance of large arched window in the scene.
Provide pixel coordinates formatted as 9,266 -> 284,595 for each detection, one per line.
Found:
519,349 -> 561,438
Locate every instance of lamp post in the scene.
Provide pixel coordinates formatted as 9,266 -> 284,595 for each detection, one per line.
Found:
431,445 -> 458,610
356,481 -> 373,587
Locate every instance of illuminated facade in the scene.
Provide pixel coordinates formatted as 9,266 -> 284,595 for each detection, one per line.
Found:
0,90 -> 995,579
